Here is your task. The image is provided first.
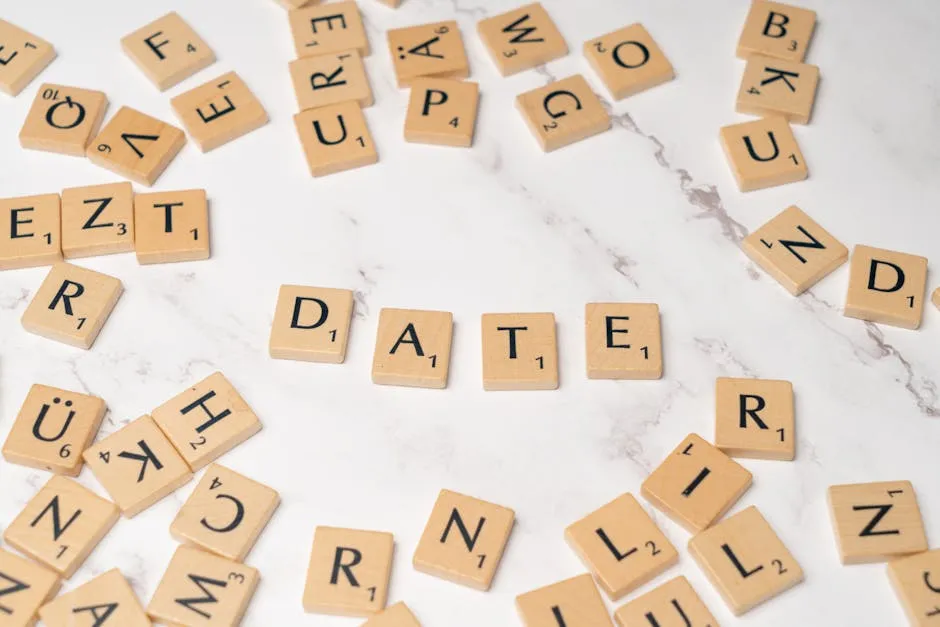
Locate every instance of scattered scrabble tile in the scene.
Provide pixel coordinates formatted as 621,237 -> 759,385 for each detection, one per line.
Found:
827,480 -> 927,564
715,377 -> 795,461
0,547 -> 60,627
134,188 -> 210,264
362,602 -> 421,626
294,100 -> 377,177
0,20 -> 56,96
642,433 -> 752,533
372,308 -> 454,388
170,71 -> 268,152
61,182 -> 135,259
477,3 -> 568,76
736,55 -> 819,124
516,75 -> 610,152
404,78 -> 479,147
565,493 -> 678,600
585,303 -> 663,380
614,575 -> 718,627
584,24 -> 674,100
151,372 -> 262,471
737,1 -> 816,62
1,384 -> 106,476
289,50 -> 373,111
38,568 -> 149,627
289,1 -> 369,59
742,205 -> 847,295
413,489 -> 514,590
844,245 -> 928,329
887,549 -> 940,626
388,21 -> 469,88
719,116 -> 807,191
269,285 -> 355,363
120,12 -> 215,91
481,312 -> 558,390
0,193 -> 61,270
171,463 -> 280,561
83,415 -> 192,518
86,106 -> 186,186
21,263 -> 123,350
303,526 -> 394,616
516,574 -> 614,627
19,84 -> 108,156
934,287 -> 940,311
3,475 -> 119,578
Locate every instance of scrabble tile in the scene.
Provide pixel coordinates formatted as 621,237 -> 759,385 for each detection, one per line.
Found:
170,463 -> 280,562
585,303 -> 662,380
289,2 -> 369,59
516,75 -> 610,152
38,568 -> 150,627
2,384 -> 106,476
404,78 -> 479,147
641,434 -> 752,534
689,506 -> 802,615
481,312 -> 558,391
376,0 -> 403,7
294,101 -> 377,177
742,205 -> 847,295
565,493 -> 678,600
21,263 -> 123,350
146,546 -> 259,626
714,377 -> 794,461
413,489 -> 514,590
277,0 -> 320,8
269,285 -> 355,363
614,575 -> 719,627
736,55 -> 819,124
477,3 -> 567,76
737,1 -> 816,62
844,245 -> 928,330
0,548 -> 60,627
83,415 -> 192,518
584,24 -> 674,100
887,549 -> 940,626
19,84 -> 108,156
134,188 -> 210,264
827,481 -> 927,564
86,106 -> 186,186
719,117 -> 806,191
0,20 -> 56,96
3,475 -> 119,578
289,50 -> 373,111
61,182 -> 134,259
303,526 -> 394,616
388,21 -> 469,88
151,372 -> 262,471
120,12 -> 215,91
362,602 -> 421,626
372,308 -> 454,389
0,193 -> 61,270
170,71 -> 268,152
933,287 -> 940,311
516,574 -> 614,627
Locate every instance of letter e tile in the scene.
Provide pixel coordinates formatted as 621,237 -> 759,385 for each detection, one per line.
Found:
585,303 -> 663,380
170,71 -> 268,152
289,2 -> 369,59
0,193 -> 62,271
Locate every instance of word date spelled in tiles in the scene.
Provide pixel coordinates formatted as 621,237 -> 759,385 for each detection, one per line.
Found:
86,106 -> 186,186
0,193 -> 61,270
0,19 -> 56,96
737,0 -> 816,62
295,101 -> 377,176
372,308 -> 454,388
715,377 -> 795,460
614,575 -> 719,627
289,51 -> 373,111
585,303 -> 663,380
482,313 -> 558,390
362,602 -> 422,626
269,285 -> 355,363
388,21 -> 469,87
584,24 -> 674,100
134,188 -> 210,264
19,84 -> 108,155
477,3 -> 567,76
171,71 -> 268,152
887,549 -> 940,626
516,574 -> 614,627
844,245 -> 928,329
720,116 -> 806,191
736,55 -> 819,124
405,78 -> 479,147
39,568 -> 150,627
121,12 -> 215,91
289,1 -> 369,58
516,75 -> 610,152
0,548 -> 60,627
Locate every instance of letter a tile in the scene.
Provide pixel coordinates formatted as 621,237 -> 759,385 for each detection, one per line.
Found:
289,1 -> 369,59
86,106 -> 186,186
405,78 -> 480,147
61,182 -> 135,259
294,100 -> 378,177
0,548 -> 60,627
19,84 -> 108,156
387,21 -> 470,88
39,568 -> 150,627
736,1 -> 816,62
477,3 -> 567,76
372,308 -> 454,389
134,189 -> 210,264
0,20 -> 56,96
614,575 -> 719,627
585,303 -> 663,380
171,71 -> 268,152
0,193 -> 62,271
516,75 -> 610,152
269,285 -> 355,363
720,117 -> 807,191
844,245 -> 928,329
516,574 -> 614,627
121,12 -> 215,91
736,55 -> 819,124
584,24 -> 675,100
482,313 -> 558,390
887,549 -> 940,626
362,602 -> 422,626
714,377 -> 795,461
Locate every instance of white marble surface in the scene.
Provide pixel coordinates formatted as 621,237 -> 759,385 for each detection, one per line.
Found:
1,0 -> 939,625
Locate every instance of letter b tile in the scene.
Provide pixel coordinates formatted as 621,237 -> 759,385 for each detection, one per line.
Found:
736,0 -> 816,62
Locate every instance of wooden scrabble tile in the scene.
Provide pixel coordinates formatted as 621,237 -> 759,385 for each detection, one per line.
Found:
269,285 -> 355,363
2,384 -> 106,476
294,101 -> 377,177
19,84 -> 108,156
715,377 -> 794,461
614,575 -> 719,627
303,526 -> 394,616
477,3 -> 567,76
151,372 -> 262,471
86,106 -> 186,186
844,245 -> 928,330
516,574 -> 614,627
585,303 -> 662,380
0,548 -> 60,627
134,188 -> 210,264
21,263 -> 123,350
934,287 -> 940,311
120,12 -> 215,91
565,493 -> 678,600
887,549 -> 940,626
516,75 -> 610,152
641,433 -> 752,534
376,0 -> 402,7
404,78 -> 479,147
170,463 -> 280,562
0,193 -> 61,270
277,0 -> 319,8
0,20 -> 56,96
481,312 -> 558,391
289,1 -> 369,59
146,545 -> 258,626
38,568 -> 150,627
170,71 -> 268,152
736,55 -> 818,124
83,415 -> 192,518
413,489 -> 514,590
362,602 -> 421,626
388,21 -> 469,88
737,1 -> 816,62
61,182 -> 134,259
742,205 -> 847,295
584,24 -> 674,100
827,481 -> 927,564
372,308 -> 453,389
720,116 -> 806,191
3,475 -> 119,578
289,50 -> 373,111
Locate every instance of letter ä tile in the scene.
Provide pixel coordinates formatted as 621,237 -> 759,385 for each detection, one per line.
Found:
61,182 -> 135,259
39,568 -> 149,627
86,106 -> 186,186
134,188 -> 210,264
294,100 -> 378,177
387,21 -> 469,88
0,193 -> 62,271
584,24 -> 675,101
614,576 -> 718,627
736,0 -> 816,62
289,51 -> 374,112
121,12 -> 215,91
887,549 -> 940,626
477,3 -> 568,76
714,377 -> 795,461
372,308 -> 454,389
270,285 -> 355,363
720,116 -> 807,191
516,75 -> 611,152
516,574 -> 614,627
844,245 -> 928,329
170,71 -> 268,153
362,602 -> 422,627
289,1 -> 369,59
19,84 -> 108,156
0,19 -> 56,96
0,548 -> 60,627
481,312 -> 558,390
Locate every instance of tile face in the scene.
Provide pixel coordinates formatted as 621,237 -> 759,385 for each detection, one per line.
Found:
413,489 -> 515,590
362,602 -> 421,627
269,285 -> 355,363
294,101 -> 377,177
171,72 -> 268,152
714,378 -> 794,461
388,21 -> 469,88
736,55 -> 819,124
641,434 -> 752,534
720,117 -> 806,191
688,506 -> 803,616
0,20 -> 56,96
516,75 -> 610,152
86,106 -> 186,186
61,182 -> 135,259
844,245 -> 928,330
39,568 -> 150,627
737,1 -> 816,62
289,2 -> 369,58
289,50 -> 373,111
887,549 -> 940,627
614,575 -> 719,627
565,493 -> 678,600
303,527 -> 394,616
584,24 -> 674,100
19,84 -> 108,155
481,313 -> 558,391
372,308 -> 454,389
516,574 -> 614,627
585,303 -> 662,380
2,384 -> 106,476
933,287 -> 940,311
477,3 -> 567,76
0,548 -> 60,627
0,193 -> 61,271
134,188 -> 210,264
405,78 -> 479,147
742,205 -> 847,295
121,12 -> 215,91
